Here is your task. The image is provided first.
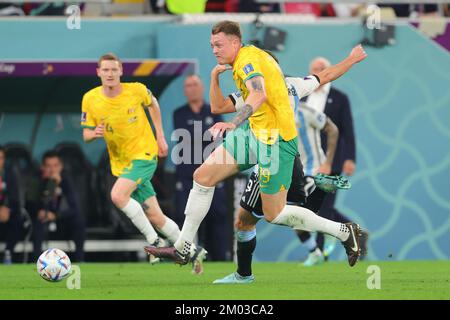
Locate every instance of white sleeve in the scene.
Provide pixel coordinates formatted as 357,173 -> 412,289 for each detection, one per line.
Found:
229,91 -> 245,112
301,105 -> 327,130
286,76 -> 320,100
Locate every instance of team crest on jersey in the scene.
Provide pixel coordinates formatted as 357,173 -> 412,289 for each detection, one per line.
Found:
106,123 -> 114,133
128,108 -> 135,114
128,116 -> 138,124
81,112 -> 87,122
243,63 -> 254,75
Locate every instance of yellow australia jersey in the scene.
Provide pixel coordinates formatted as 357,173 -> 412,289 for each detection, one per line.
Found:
232,45 -> 297,144
81,82 -> 158,176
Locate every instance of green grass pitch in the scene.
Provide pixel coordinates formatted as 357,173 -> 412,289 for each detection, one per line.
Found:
0,261 -> 449,300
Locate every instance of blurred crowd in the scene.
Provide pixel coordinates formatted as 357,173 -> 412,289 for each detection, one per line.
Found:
1,1 -> 449,17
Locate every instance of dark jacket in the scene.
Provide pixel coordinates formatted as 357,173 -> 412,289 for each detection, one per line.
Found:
321,87 -> 356,174
173,103 -> 223,179
0,166 -> 20,216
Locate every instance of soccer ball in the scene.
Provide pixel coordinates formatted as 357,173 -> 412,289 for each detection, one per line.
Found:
36,248 -> 72,282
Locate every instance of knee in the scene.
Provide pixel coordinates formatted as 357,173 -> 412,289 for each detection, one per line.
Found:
193,167 -> 216,187
110,190 -> 129,209
262,205 -> 284,223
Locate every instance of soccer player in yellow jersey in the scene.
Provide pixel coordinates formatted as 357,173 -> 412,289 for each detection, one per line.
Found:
145,21 -> 367,271
82,54 -> 206,273
211,48 -> 368,282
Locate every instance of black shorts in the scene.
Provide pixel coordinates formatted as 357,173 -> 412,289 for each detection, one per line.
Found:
240,154 -> 311,218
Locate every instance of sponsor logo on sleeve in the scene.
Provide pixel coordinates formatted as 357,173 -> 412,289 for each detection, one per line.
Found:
243,63 -> 254,75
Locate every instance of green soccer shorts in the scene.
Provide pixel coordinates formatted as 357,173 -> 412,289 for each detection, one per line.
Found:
119,159 -> 157,204
222,122 -> 298,194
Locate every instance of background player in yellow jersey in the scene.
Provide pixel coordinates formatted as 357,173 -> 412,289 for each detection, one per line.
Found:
145,21 -> 367,270
82,53 -> 206,273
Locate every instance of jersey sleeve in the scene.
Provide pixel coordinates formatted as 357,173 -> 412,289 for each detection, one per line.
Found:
138,83 -> 152,107
81,94 -> 96,129
229,91 -> 245,112
286,76 -> 320,100
235,58 -> 264,84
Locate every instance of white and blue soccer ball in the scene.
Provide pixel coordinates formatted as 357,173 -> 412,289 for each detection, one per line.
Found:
36,248 -> 72,282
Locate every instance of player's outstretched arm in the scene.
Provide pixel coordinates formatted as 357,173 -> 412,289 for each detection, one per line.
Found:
316,44 -> 367,85
83,125 -> 104,143
210,64 -> 236,114
148,95 -> 168,157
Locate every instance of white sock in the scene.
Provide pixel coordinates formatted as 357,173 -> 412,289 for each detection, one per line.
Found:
271,205 -> 350,242
158,218 -> 180,245
174,181 -> 215,255
120,198 -> 159,244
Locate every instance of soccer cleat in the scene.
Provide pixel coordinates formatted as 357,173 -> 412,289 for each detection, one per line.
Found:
341,222 -> 362,267
144,246 -> 189,265
190,246 -> 208,275
314,173 -> 351,193
323,234 -> 337,259
213,272 -> 255,284
303,248 -> 325,267
359,230 -> 369,260
147,238 -> 169,265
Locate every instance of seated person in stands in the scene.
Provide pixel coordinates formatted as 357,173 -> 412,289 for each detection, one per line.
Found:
29,150 -> 85,262
0,145 -> 22,264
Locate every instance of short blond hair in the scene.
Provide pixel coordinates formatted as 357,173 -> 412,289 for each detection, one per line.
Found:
98,53 -> 122,68
212,20 -> 242,41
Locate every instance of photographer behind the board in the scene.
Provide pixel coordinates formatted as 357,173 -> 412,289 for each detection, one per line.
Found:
30,150 -> 85,262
